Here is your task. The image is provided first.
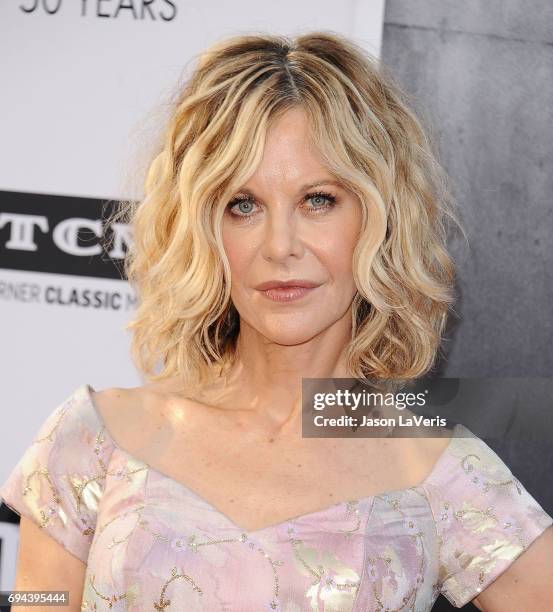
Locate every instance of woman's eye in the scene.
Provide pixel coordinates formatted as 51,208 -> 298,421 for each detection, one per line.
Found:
305,192 -> 337,212
228,197 -> 256,216
226,191 -> 337,218
308,194 -> 330,207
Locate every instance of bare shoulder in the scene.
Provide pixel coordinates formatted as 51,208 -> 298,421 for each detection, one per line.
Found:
89,381 -> 200,455
414,422 -> 455,473
420,424 -> 455,460
388,406 -> 455,471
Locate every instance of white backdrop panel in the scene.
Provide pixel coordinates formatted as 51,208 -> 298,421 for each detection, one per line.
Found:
0,0 -> 385,497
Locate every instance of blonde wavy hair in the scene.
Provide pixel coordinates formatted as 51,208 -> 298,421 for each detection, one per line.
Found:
106,31 -> 465,391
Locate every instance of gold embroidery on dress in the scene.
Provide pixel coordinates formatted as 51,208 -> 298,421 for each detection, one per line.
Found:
96,504 -> 146,537
238,532 -> 284,609
153,566 -> 203,610
290,533 -> 360,611
434,436 -> 542,604
88,573 -> 130,608
101,499 -> 286,610
22,468 -> 62,529
460,453 -> 522,494
287,505 -> 362,611
20,413 -> 125,538
366,495 -> 426,612
135,524 -> 284,610
33,405 -> 69,444
70,430 -> 148,515
337,500 -> 362,536
107,510 -> 147,549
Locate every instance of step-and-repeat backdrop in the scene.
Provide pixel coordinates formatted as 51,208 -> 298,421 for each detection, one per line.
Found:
0,0 -> 385,591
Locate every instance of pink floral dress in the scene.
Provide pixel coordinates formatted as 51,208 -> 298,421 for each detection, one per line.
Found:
1,384 -> 551,610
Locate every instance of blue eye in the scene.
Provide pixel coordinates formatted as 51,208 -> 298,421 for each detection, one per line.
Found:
306,192 -> 337,211
227,196 -> 256,217
226,190 -> 338,219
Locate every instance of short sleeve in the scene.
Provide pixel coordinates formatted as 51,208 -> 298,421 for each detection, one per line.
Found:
0,384 -> 117,564
422,424 -> 553,608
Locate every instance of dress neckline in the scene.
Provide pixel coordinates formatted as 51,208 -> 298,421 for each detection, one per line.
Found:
81,383 -> 464,535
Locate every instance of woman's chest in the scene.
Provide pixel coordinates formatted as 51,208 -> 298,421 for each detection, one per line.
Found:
102,385 -> 438,534
129,420 -> 420,534
84,453 -> 440,611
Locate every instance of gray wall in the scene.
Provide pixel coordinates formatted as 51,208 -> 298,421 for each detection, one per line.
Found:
381,0 -> 552,377
380,4 -> 553,608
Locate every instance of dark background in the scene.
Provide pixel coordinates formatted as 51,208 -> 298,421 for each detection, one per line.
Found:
381,1 -> 553,609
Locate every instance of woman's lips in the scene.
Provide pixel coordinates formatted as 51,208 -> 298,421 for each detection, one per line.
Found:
258,285 -> 319,302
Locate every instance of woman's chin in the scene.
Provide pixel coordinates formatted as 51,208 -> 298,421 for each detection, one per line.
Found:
260,323 -> 325,346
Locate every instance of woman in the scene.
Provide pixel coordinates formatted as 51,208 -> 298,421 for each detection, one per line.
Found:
2,32 -> 552,611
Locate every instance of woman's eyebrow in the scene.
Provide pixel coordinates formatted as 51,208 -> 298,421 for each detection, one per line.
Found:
235,179 -> 343,196
300,179 -> 343,191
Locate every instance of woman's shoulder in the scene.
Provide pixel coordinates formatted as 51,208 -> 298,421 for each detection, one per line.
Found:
422,422 -> 509,486
382,405 -> 456,480
87,379 -> 203,458
417,422 -> 553,608
0,384 -> 125,562
420,421 -> 552,533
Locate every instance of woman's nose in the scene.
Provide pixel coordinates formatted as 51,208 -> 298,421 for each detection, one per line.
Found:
261,211 -> 304,262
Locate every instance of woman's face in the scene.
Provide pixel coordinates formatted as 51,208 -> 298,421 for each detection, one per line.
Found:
221,106 -> 363,345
